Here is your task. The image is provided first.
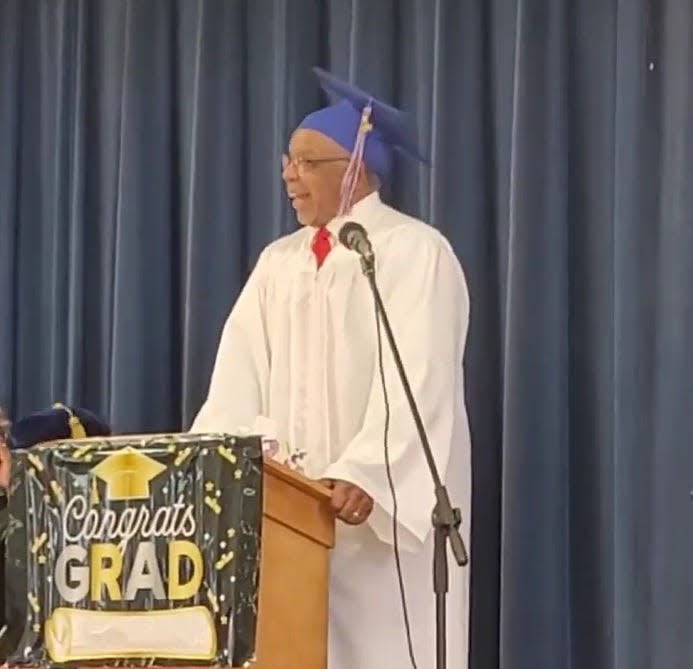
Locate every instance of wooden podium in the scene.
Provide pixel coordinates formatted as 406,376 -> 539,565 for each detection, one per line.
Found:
0,440 -> 334,669
252,458 -> 335,669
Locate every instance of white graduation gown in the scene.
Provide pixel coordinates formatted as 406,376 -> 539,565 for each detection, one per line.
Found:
191,192 -> 471,669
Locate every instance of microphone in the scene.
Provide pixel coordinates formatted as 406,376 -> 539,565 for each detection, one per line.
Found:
338,221 -> 375,265
347,220 -> 468,669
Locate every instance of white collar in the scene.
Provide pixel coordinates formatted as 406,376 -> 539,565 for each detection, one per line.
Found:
303,191 -> 385,247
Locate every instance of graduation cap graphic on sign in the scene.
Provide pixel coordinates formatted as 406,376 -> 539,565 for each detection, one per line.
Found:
91,448 -> 166,501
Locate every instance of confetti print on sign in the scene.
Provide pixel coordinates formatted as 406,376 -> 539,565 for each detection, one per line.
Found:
215,552 -> 234,570
205,497 -> 221,514
31,533 -> 47,554
218,446 -> 237,465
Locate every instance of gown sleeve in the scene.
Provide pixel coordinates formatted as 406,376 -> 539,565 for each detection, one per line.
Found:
190,250 -> 271,434
321,234 -> 470,551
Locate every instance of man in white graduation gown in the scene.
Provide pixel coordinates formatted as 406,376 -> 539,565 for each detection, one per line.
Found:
192,67 -> 472,669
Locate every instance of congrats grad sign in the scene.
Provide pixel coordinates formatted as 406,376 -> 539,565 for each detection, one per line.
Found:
3,434 -> 263,668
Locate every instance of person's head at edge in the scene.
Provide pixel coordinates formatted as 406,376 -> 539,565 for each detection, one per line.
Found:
0,405 -> 110,490
0,406 -> 10,490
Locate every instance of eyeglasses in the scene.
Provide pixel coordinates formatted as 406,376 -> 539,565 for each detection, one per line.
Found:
281,154 -> 349,174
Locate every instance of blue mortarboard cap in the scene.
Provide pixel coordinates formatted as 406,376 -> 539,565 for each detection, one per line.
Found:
298,67 -> 429,181
8,404 -> 111,450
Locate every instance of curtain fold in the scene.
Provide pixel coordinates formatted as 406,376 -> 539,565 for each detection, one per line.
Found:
1,1 -> 692,667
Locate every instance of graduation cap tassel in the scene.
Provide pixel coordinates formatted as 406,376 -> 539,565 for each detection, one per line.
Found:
337,151 -> 361,216
52,403 -> 87,440
338,103 -> 373,216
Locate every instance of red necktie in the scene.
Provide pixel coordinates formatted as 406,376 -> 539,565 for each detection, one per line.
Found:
311,226 -> 332,268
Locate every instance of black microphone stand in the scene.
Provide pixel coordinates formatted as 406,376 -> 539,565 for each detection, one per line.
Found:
357,254 -> 468,669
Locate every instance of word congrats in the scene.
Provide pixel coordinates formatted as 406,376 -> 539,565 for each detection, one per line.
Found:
62,494 -> 196,545
55,495 -> 201,604
53,447 -> 206,606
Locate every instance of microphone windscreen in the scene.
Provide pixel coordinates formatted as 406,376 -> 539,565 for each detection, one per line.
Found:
338,221 -> 367,249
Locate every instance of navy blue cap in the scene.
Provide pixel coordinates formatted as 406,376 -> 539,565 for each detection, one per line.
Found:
298,67 -> 429,181
8,404 -> 111,450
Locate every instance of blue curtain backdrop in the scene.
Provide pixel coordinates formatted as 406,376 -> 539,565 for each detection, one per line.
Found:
1,1 -> 692,668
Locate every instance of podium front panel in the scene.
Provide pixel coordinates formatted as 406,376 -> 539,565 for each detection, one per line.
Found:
2,434 -> 263,668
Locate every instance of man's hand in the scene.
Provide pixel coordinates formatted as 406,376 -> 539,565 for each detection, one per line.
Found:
0,437 -> 10,490
320,479 -> 374,525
